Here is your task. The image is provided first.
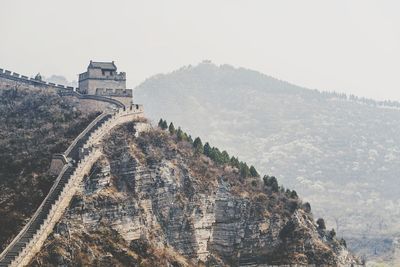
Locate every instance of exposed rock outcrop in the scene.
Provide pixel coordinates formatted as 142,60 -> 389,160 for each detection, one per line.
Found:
31,122 -> 359,266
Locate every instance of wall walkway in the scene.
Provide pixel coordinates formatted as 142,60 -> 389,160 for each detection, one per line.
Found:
0,107 -> 145,267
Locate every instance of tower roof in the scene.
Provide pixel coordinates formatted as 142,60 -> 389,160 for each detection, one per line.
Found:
88,61 -> 117,70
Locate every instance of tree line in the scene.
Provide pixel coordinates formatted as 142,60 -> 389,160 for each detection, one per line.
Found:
158,118 -> 260,178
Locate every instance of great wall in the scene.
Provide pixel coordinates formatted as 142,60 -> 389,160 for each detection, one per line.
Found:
0,64 -> 147,267
0,68 -> 77,91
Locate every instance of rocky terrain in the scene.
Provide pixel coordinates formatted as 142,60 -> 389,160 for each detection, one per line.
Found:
30,122 -> 358,266
0,87 -> 99,251
134,61 -> 400,263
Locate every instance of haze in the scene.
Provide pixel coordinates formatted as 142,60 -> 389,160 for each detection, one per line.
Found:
1,0 -> 399,101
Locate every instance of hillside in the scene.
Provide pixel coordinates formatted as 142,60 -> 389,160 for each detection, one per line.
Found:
0,87 -> 99,251
30,122 -> 358,266
134,61 -> 400,261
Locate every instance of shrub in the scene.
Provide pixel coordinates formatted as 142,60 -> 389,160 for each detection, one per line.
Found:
263,175 -> 279,192
328,228 -> 336,239
158,118 -> 168,130
316,218 -> 326,230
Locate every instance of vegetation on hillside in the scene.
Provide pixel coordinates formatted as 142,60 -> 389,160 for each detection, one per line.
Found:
157,118 -> 341,238
137,122 -> 352,264
31,121 -> 357,266
136,62 -> 400,261
158,118 -> 262,180
0,87 -> 99,250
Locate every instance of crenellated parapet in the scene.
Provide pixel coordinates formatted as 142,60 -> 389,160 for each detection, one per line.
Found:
79,71 -> 126,82
0,68 -> 78,92
0,63 -> 142,120
95,88 -> 133,97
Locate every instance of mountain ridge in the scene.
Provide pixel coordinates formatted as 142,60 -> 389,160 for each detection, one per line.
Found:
135,61 -> 400,263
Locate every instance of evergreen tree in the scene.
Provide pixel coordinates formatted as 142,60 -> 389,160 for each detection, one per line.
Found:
210,147 -> 222,164
168,122 -> 175,135
193,137 -> 204,154
328,229 -> 336,239
204,142 -> 212,157
263,175 -> 279,192
221,150 -> 230,164
161,120 -> 168,130
158,118 -> 164,128
249,165 -> 259,177
230,156 -> 240,168
239,162 -> 251,178
176,127 -> 184,141
183,132 -> 190,142
316,218 -> 326,230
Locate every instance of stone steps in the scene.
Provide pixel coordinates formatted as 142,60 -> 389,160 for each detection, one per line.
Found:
0,110 -> 131,267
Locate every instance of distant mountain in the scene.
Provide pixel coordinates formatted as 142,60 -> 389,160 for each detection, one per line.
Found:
135,61 -> 400,261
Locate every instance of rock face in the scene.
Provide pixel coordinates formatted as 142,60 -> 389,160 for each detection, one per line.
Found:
31,122 -> 359,266
134,62 -> 400,262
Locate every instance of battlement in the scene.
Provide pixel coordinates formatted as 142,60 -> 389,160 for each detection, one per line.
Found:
78,71 -> 126,82
0,65 -> 140,110
0,67 -> 79,92
78,61 -> 127,96
95,88 -> 133,97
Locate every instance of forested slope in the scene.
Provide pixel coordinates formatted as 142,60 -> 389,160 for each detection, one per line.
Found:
0,87 -> 98,250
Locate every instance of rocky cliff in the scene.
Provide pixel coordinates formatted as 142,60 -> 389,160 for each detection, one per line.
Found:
30,122 -> 358,266
134,62 -> 400,261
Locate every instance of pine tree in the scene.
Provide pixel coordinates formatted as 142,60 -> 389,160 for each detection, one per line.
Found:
328,229 -> 336,239
263,175 -> 279,192
221,150 -> 230,164
161,120 -> 168,130
158,118 -> 164,128
316,218 -> 326,230
183,132 -> 190,142
249,165 -> 259,177
239,162 -> 251,178
290,190 -> 298,199
193,137 -> 204,154
210,147 -> 222,164
168,122 -> 175,135
177,127 -> 184,141
204,142 -> 212,157
230,156 -> 240,168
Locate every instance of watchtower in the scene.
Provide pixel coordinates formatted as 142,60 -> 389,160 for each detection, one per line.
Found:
78,61 -> 133,107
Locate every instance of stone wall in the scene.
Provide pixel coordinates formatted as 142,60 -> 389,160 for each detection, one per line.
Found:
1,108 -> 146,267
95,88 -> 133,97
79,78 -> 127,95
0,68 -> 77,92
0,66 -> 139,114
78,67 -> 126,95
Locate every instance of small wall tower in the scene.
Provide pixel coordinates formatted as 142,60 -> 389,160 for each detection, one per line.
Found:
78,61 -> 132,107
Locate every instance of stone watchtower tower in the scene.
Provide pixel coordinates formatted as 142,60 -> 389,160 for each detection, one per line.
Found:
78,61 -> 133,107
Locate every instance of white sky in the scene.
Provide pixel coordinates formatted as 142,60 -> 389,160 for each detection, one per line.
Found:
1,0 -> 399,100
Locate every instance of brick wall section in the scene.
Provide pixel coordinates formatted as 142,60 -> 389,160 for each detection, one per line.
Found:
0,68 -> 134,109
0,69 -> 77,92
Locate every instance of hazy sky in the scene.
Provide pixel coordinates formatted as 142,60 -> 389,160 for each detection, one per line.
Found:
1,0 -> 399,100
